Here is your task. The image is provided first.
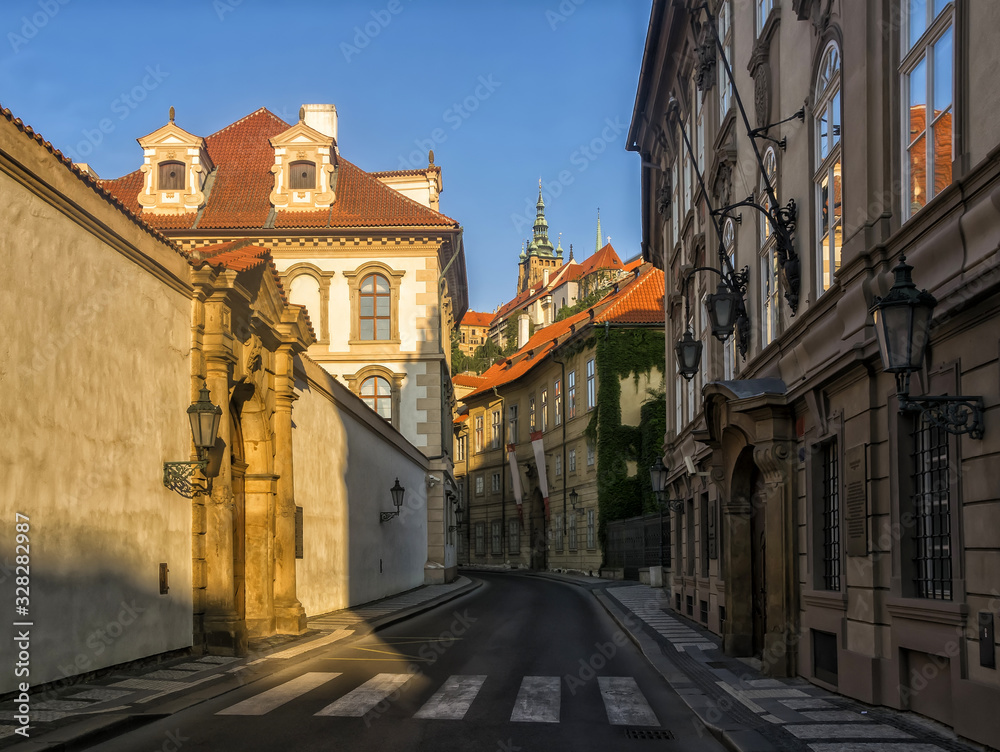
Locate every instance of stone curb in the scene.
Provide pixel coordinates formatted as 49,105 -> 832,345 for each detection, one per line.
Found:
17,577 -> 483,751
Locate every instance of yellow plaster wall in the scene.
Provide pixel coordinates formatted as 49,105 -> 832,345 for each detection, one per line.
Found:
0,164 -> 193,692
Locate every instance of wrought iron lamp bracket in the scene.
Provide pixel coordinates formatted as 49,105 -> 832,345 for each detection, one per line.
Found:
895,374 -> 984,439
163,460 -> 209,499
380,510 -> 400,523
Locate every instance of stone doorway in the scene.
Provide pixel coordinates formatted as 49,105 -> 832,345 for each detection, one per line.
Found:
749,467 -> 767,658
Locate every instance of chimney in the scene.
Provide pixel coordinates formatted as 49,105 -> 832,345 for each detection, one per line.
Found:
517,312 -> 530,349
543,268 -> 550,286
302,104 -> 338,142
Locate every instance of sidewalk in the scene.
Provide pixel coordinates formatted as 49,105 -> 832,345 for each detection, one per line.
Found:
1,576 -> 478,751
535,572 -> 989,752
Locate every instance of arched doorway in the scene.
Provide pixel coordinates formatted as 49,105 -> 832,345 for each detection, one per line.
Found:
728,446 -> 767,659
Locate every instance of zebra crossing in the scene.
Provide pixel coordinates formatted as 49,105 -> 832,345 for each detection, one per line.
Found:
214,671 -> 661,726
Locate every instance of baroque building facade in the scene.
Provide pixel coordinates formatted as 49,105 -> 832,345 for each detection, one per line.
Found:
101,104 -> 467,585
628,0 -> 1000,746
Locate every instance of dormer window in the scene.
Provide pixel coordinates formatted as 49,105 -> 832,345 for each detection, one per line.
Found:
158,161 -> 185,190
289,161 -> 316,190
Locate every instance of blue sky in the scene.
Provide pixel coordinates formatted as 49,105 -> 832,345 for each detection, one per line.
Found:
1,0 -> 651,313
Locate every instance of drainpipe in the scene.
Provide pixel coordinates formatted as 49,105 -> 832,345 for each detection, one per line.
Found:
551,355 -> 567,563
493,386 -> 506,564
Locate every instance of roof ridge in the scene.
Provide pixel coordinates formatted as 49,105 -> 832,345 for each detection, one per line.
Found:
342,156 -> 458,226
205,106 -> 288,140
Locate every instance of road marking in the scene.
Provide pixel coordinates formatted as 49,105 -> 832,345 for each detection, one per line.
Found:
414,675 -> 487,720
599,677 -> 659,727
314,673 -> 412,717
217,672 -> 342,716
267,629 -> 353,660
510,676 -> 560,723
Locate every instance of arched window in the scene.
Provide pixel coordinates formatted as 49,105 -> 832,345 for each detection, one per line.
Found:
814,40 -> 843,294
359,273 -> 390,340
289,160 -> 316,190
360,376 -> 392,421
759,147 -> 779,348
158,161 -> 185,191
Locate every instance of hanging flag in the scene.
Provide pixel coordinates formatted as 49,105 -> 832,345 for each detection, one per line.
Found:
507,444 -> 524,522
530,431 -> 550,520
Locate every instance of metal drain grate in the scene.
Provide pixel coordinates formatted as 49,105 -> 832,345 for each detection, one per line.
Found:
624,728 -> 674,740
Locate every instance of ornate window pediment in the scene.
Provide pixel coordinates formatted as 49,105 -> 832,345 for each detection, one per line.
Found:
269,120 -> 338,212
136,119 -> 212,215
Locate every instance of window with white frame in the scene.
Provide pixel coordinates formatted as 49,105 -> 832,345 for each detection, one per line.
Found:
587,508 -> 596,549
695,84 -> 706,180
457,434 -> 466,462
759,147 -> 780,348
815,40 -> 843,294
568,511 -> 578,551
491,472 -> 500,494
508,519 -> 520,554
554,379 -> 562,426
722,219 -> 737,379
475,475 -> 484,495
475,415 -> 483,452
671,163 -> 680,249
901,0 -> 953,219
541,388 -> 549,432
555,513 -> 564,552
555,455 -> 562,476
568,370 -> 577,419
475,522 -> 485,555
569,449 -> 576,473
756,0 -> 773,37
587,441 -> 595,466
586,359 -> 596,410
718,0 -> 732,118
491,520 -> 501,555
507,404 -> 518,445
491,409 -> 501,449
529,396 -> 536,432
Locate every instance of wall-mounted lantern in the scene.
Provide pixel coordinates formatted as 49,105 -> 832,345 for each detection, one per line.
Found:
448,499 -> 464,533
163,382 -> 222,498
869,256 -> 984,438
380,478 -> 405,523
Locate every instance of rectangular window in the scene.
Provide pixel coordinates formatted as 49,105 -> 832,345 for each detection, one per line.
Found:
529,396 -> 536,432
675,361 -> 683,430
587,509 -> 595,550
700,493 -> 710,578
760,246 -> 779,347
587,442 -> 595,466
475,475 -> 484,495
911,420 -> 951,600
491,520 -> 502,555
491,409 -> 501,450
821,440 -> 842,591
569,449 -> 576,473
555,514 -> 564,552
687,498 -> 696,576
718,0 -> 732,118
569,512 -> 578,551
901,0 -> 953,219
555,380 -> 562,426
555,455 -> 562,477
475,522 -> 485,555
491,472 -> 500,494
541,389 -> 548,432
756,0 -> 773,37
508,404 -> 519,445
586,359 -> 596,410
568,370 -> 577,419
508,520 -> 520,554
457,435 -> 466,463
475,416 -> 483,453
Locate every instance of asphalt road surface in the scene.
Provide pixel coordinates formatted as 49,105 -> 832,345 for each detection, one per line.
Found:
93,572 -> 726,751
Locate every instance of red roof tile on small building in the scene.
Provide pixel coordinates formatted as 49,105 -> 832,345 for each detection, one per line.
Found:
460,311 -> 493,328
594,264 -> 664,325
577,243 -> 624,277
100,108 -> 459,231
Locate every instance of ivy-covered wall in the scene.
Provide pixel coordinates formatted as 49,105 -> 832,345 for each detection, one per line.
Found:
584,328 -> 665,552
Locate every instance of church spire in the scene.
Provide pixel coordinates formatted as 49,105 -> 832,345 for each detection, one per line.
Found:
532,179 -> 554,255
595,208 -> 602,252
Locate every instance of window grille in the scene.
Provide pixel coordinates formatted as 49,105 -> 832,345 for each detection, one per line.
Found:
911,420 -> 951,600
821,441 -> 841,590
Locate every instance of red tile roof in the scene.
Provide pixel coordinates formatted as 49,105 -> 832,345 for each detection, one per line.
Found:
577,243 -> 624,277
101,108 -> 459,231
623,256 -> 643,272
452,373 -> 487,388
594,264 -> 664,325
460,311 -> 493,328
371,166 -> 441,178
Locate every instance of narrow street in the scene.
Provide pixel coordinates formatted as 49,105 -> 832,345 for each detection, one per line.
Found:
93,573 -> 724,751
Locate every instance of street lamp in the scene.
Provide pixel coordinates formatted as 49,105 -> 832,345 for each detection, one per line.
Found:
675,329 -> 703,382
869,256 -> 984,438
381,478 -> 405,523
449,500 -> 465,533
569,488 -> 580,510
163,381 -> 222,498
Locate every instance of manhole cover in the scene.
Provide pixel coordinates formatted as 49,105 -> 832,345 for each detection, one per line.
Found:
624,728 -> 674,740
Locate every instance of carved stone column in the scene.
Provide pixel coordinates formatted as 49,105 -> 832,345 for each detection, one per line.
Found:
753,439 -> 797,677
273,343 -> 307,633
244,472 -> 278,637
722,490 -> 753,657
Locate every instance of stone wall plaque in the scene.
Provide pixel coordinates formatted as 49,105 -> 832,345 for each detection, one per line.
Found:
845,444 -> 867,556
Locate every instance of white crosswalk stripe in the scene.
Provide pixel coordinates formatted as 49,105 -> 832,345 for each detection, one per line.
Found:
510,676 -> 560,723
217,672 -> 341,716
599,676 -> 659,727
414,675 -> 487,720
314,673 -> 412,717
